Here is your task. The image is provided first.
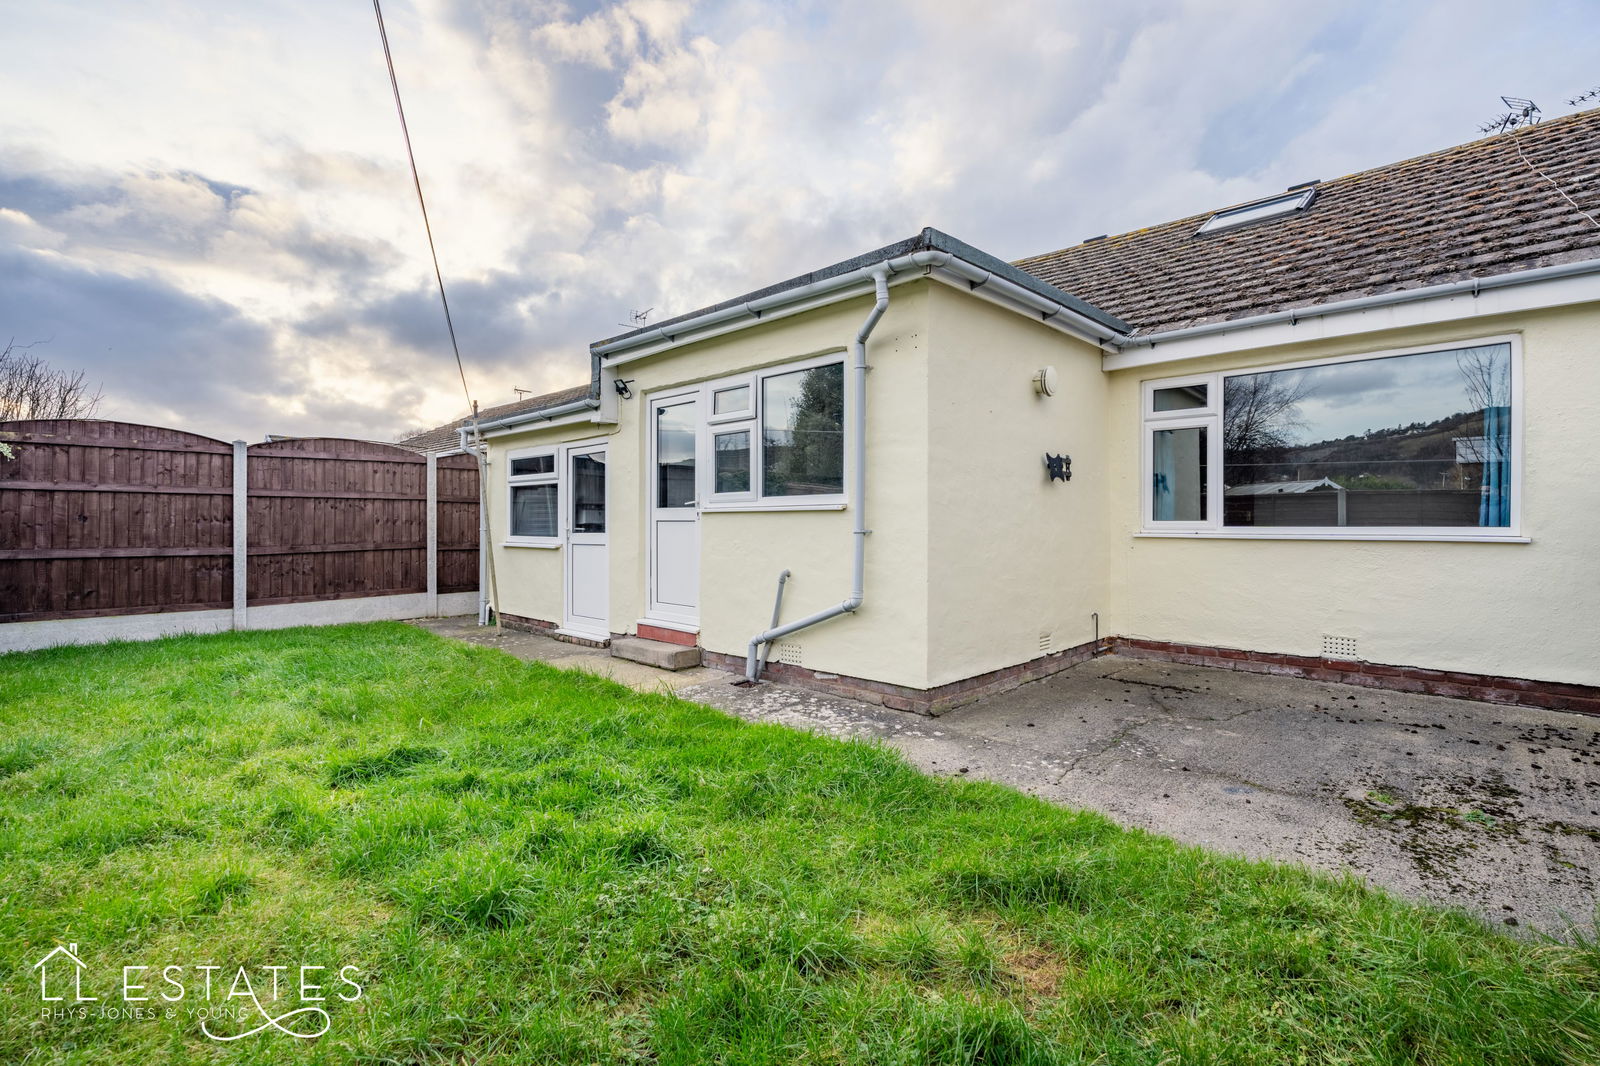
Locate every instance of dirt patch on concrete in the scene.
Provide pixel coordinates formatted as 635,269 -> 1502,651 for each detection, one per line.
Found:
684,656 -> 1600,939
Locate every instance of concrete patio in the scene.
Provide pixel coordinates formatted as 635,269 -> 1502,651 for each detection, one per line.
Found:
411,617 -> 1600,938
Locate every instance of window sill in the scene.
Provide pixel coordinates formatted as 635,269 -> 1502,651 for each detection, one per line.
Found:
701,499 -> 847,513
502,538 -> 560,549
1136,530 -> 1529,543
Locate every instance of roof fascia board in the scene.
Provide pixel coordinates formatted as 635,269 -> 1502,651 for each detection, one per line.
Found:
924,267 -> 1116,349
922,229 -> 1130,332
1103,258 -> 1600,371
477,407 -> 605,441
600,274 -> 915,367
469,397 -> 601,435
596,247 -> 1124,366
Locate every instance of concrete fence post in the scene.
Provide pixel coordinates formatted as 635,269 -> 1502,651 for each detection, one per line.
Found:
425,452 -> 439,617
232,440 -> 248,631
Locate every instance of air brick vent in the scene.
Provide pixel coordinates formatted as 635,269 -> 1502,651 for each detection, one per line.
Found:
1039,630 -> 1054,654
775,642 -> 803,667
1322,635 -> 1359,660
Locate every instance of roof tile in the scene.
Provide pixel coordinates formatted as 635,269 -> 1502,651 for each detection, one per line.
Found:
398,383 -> 592,452
1013,109 -> 1600,334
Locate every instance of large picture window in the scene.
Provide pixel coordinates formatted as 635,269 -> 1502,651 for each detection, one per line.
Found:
1142,339 -> 1519,538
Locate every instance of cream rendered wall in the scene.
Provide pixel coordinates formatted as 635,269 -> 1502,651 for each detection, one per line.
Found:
1106,303 -> 1600,686
483,421 -> 620,627
924,284 -> 1110,687
484,282 -> 936,689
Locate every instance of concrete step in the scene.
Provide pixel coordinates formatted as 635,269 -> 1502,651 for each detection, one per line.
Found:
610,636 -> 702,671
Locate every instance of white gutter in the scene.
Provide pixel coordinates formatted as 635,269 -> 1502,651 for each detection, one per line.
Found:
1106,256 -> 1600,369
471,396 -> 600,433
595,249 -> 1125,367
741,266 -> 892,683
929,258 -> 1123,349
593,252 -> 937,358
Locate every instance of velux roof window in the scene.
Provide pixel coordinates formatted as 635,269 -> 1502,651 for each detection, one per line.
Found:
1196,186 -> 1316,235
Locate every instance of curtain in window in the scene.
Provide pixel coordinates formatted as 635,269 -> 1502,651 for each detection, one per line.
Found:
511,484 -> 558,538
1152,431 -> 1175,521
1479,404 -> 1511,527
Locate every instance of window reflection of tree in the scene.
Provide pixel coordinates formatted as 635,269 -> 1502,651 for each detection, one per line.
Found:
763,364 -> 844,497
1220,345 -> 1512,527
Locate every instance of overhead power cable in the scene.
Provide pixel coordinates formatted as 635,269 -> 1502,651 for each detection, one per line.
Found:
371,1 -> 502,630
371,0 -> 474,407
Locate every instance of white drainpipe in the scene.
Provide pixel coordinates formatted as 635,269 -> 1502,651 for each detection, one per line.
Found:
742,266 -> 891,683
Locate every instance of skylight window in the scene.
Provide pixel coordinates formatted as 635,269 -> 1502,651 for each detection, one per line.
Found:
1196,187 -> 1316,235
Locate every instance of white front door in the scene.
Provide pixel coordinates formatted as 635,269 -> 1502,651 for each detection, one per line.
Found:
563,442 -> 608,638
648,394 -> 700,627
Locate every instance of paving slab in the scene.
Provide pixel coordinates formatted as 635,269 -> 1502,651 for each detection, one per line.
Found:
682,656 -> 1600,939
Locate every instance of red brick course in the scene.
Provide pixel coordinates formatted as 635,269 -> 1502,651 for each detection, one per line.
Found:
702,640 -> 1107,716
496,610 -> 1598,718
496,611 -> 608,648
497,611 -> 556,632
1109,638 -> 1600,716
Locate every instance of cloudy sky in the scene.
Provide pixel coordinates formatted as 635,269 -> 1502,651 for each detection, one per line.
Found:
2,0 -> 1595,442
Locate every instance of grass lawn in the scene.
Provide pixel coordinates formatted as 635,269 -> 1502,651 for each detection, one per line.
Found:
1,623 -> 1597,1065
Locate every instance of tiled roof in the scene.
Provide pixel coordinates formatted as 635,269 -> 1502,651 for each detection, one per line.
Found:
397,383 -> 592,452
1014,108 -> 1600,335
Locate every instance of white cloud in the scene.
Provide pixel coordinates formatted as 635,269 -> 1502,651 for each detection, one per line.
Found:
0,0 -> 1595,441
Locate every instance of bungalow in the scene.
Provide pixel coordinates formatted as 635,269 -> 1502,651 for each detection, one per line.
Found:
405,109 -> 1600,715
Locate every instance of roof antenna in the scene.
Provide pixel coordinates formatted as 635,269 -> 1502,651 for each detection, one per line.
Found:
512,388 -> 531,400
1569,87 -> 1600,107
1484,94 -> 1600,232
617,307 -> 653,329
1477,95 -> 1540,135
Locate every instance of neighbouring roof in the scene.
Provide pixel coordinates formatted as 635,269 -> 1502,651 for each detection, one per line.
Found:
1226,478 -> 1344,496
397,384 -> 591,452
1014,108 -> 1600,335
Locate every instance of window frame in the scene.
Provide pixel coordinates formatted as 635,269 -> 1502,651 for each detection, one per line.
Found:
706,378 -> 754,424
710,426 -> 754,498
1196,188 -> 1316,235
1138,334 -> 1526,542
504,445 -> 560,548
699,351 -> 850,511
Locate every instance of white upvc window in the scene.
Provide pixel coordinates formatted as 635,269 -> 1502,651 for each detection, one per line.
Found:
700,352 -> 848,511
706,378 -> 754,423
505,446 -> 559,547
1140,335 -> 1524,541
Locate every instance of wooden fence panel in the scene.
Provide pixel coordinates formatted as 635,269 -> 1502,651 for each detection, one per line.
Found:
247,438 -> 430,606
0,420 -> 234,622
436,453 -> 480,594
1,421 -> 479,624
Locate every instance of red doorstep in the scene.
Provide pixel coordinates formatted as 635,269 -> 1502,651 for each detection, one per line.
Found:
637,623 -> 698,647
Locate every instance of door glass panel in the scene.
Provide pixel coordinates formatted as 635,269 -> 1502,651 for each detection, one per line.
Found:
656,402 -> 697,508
571,452 -> 606,532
